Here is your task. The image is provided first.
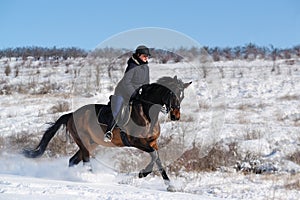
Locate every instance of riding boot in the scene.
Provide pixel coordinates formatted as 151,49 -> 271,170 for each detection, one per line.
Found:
104,116 -> 116,142
104,95 -> 124,142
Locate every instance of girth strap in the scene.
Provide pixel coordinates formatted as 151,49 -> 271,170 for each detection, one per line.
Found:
120,131 -> 131,147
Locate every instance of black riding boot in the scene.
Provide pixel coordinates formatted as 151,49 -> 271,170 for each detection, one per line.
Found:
104,95 -> 124,142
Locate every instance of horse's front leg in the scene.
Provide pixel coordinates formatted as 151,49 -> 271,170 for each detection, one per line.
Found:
138,150 -> 157,178
139,150 -> 176,192
155,153 -> 176,192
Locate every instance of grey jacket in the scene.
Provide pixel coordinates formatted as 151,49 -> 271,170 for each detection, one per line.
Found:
114,54 -> 150,101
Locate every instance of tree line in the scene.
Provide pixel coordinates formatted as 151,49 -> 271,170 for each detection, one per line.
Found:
0,44 -> 299,61
204,43 -> 300,61
0,46 -> 88,60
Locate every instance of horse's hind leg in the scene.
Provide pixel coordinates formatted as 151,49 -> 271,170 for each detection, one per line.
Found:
69,148 -> 91,171
69,150 -> 83,167
76,139 -> 92,171
81,147 -> 90,164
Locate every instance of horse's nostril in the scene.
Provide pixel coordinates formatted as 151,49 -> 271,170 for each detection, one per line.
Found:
170,115 -> 175,121
170,115 -> 180,121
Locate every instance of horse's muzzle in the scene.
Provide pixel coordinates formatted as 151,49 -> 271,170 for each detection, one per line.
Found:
170,109 -> 180,121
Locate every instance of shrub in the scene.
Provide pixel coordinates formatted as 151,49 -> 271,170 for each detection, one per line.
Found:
0,128 -> 76,158
50,101 -> 71,113
4,133 -> 38,153
169,141 -> 238,173
285,180 -> 300,190
46,133 -> 76,157
4,65 -> 11,76
288,151 -> 300,165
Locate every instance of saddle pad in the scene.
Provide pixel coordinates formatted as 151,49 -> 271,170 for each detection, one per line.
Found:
96,104 -> 131,128
96,105 -> 112,125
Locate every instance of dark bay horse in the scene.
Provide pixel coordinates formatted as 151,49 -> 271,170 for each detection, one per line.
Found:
23,76 -> 191,191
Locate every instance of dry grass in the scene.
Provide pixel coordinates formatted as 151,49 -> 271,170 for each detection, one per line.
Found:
0,133 -> 38,153
179,114 -> 195,122
243,127 -> 262,140
282,173 -> 300,190
116,134 -> 241,175
46,133 -> 77,157
0,136 -> 5,151
237,103 -> 252,111
169,141 -> 238,173
238,113 -> 250,124
237,102 -> 268,111
50,101 -> 71,113
253,173 -> 300,191
288,151 -> 300,165
285,180 -> 300,190
0,83 -> 13,95
198,99 -> 211,110
117,150 -> 149,173
4,65 -> 11,76
0,128 -> 76,158
278,94 -> 300,101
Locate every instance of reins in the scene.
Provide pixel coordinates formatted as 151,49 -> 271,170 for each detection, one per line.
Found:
137,93 -> 171,114
135,85 -> 179,114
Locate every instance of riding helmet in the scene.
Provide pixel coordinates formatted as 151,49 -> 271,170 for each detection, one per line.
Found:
135,45 -> 151,56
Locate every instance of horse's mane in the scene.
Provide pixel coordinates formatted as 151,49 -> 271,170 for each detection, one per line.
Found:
133,76 -> 183,100
156,76 -> 184,92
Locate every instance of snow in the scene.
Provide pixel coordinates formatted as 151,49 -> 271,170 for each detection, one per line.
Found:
0,153 -> 214,200
1,56 -> 300,199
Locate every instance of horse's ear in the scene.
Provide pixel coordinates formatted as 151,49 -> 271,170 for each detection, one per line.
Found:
184,81 -> 192,89
173,75 -> 177,81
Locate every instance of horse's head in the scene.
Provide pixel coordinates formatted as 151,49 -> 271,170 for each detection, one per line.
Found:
158,76 -> 192,121
167,91 -> 181,121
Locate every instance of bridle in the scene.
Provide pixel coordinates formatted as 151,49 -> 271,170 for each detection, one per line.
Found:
162,90 -> 181,114
135,88 -> 181,115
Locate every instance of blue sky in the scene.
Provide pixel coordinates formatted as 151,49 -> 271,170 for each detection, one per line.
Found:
0,0 -> 299,50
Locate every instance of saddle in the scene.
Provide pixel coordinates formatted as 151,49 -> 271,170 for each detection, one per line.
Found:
97,102 -> 132,129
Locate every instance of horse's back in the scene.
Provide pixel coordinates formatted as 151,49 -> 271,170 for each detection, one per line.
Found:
73,103 -> 105,114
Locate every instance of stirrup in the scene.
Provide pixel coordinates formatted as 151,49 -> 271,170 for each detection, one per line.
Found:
104,131 -> 113,142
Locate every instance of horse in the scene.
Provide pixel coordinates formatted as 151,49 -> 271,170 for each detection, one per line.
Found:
23,75 -> 192,192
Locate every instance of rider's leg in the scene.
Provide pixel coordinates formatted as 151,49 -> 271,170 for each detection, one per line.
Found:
104,95 -> 124,142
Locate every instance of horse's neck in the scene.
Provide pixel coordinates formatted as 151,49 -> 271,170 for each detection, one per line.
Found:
135,84 -> 168,123
132,101 -> 161,124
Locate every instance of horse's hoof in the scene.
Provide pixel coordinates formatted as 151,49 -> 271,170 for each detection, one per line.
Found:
138,172 -> 143,178
138,169 -> 145,178
83,162 -> 93,172
167,185 -> 176,192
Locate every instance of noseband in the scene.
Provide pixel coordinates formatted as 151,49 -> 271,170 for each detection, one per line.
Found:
162,91 -> 180,114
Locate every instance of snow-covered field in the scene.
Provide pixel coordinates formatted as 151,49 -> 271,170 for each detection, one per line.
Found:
0,56 -> 300,199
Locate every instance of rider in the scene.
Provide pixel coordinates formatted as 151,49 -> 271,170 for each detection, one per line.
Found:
104,45 -> 151,142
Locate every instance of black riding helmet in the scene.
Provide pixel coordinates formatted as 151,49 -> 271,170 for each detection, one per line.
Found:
135,45 -> 151,56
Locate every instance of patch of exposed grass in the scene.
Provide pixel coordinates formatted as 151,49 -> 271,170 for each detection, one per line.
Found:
169,141 -> 238,173
288,151 -> 300,165
50,101 -> 71,113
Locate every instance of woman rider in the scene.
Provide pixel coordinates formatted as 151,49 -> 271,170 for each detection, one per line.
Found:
104,45 -> 151,142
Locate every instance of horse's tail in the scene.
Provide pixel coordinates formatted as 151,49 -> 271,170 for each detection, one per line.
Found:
23,113 -> 72,158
